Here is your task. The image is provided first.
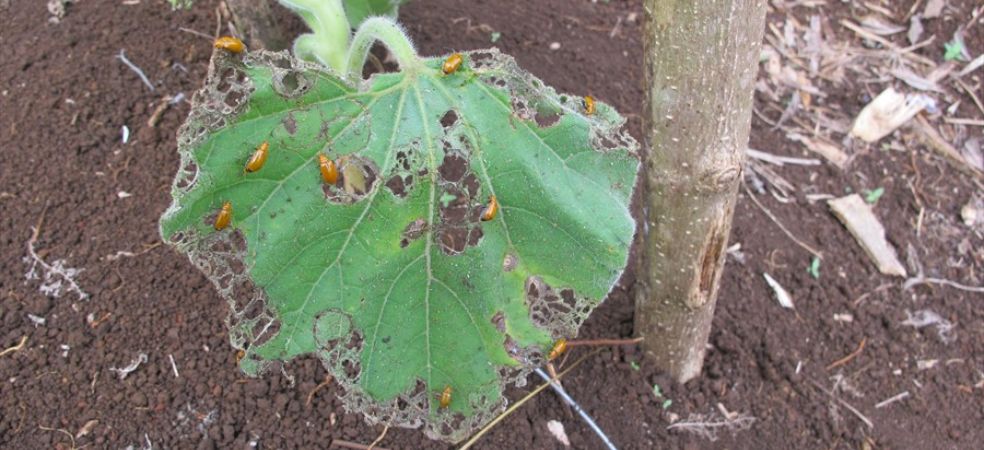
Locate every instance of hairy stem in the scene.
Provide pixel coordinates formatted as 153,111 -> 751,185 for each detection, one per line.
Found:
345,17 -> 421,81
279,0 -> 352,72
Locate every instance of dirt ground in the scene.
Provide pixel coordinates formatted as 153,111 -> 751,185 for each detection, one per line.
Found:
1,0 -> 982,449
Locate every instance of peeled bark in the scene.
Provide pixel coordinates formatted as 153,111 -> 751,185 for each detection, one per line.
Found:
226,0 -> 287,51
634,0 -> 767,382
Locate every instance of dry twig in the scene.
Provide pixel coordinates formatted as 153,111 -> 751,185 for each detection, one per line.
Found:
306,375 -> 334,407
366,424 -> 389,450
566,337 -> 643,347
39,425 -> 77,450
0,336 -> 28,357
826,337 -> 867,371
742,182 -> 824,259
24,206 -> 89,301
810,379 -> 874,429
330,439 -> 388,450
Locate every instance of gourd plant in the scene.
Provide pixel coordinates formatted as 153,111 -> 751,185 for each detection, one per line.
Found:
160,0 -> 639,442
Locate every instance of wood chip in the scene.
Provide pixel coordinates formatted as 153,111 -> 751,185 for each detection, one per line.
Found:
763,273 -> 794,309
828,194 -> 906,277
787,133 -> 848,168
546,420 -> 571,447
850,88 -> 932,143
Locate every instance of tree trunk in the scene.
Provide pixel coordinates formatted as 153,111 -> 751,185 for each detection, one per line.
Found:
634,0 -> 767,383
226,0 -> 287,51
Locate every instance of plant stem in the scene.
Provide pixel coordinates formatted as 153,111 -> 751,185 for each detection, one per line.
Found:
345,17 -> 422,81
279,0 -> 351,72
533,367 -> 617,450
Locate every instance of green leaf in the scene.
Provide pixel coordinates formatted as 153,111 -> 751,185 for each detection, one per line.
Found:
490,32 -> 502,43
943,39 -> 964,61
344,0 -> 407,27
807,257 -> 820,279
160,49 -> 638,441
864,187 -> 884,204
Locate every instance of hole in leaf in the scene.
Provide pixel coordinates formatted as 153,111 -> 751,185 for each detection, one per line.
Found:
250,317 -> 280,349
386,175 -> 407,198
470,51 -> 496,69
524,276 -> 586,338
323,155 -> 379,204
438,153 -> 468,183
440,110 -> 458,129
400,218 -> 428,248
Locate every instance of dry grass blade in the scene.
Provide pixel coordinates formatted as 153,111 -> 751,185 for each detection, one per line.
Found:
458,349 -> 603,450
826,337 -> 867,370
912,115 -> 984,179
742,182 -> 824,259
566,337 -> 643,347
839,20 -> 935,66
331,439 -> 390,450
367,424 -> 389,450
0,336 -> 28,357
810,380 -> 874,429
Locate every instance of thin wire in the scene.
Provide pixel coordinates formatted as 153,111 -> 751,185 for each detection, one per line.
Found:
533,367 -> 617,450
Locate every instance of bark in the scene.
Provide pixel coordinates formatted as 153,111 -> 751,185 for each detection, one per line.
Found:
226,0 -> 287,51
634,0 -> 767,383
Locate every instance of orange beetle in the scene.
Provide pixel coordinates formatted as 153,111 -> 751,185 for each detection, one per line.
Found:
548,338 -> 568,361
442,53 -> 463,75
214,36 -> 245,54
214,201 -> 233,231
439,385 -> 452,409
244,141 -> 269,173
583,95 -> 596,115
480,195 -> 498,222
318,154 -> 339,184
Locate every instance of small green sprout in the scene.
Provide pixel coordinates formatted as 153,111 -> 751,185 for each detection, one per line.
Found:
490,31 -> 501,43
864,187 -> 885,204
629,361 -> 640,371
807,257 -> 820,279
653,383 -> 672,409
167,0 -> 193,9
943,39 -> 965,61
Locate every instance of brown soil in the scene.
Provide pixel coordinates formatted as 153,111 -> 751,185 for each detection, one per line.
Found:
1,0 -> 981,449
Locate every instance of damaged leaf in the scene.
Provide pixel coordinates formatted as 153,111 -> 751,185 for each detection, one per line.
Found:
159,49 -> 638,441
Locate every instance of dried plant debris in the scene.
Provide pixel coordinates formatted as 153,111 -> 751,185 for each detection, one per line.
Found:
763,273 -> 794,309
755,2 -> 983,189
545,420 -> 571,447
851,88 -> 933,143
828,194 -> 906,277
901,309 -> 955,344
110,353 -> 149,380
667,411 -> 756,441
24,227 -> 89,301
